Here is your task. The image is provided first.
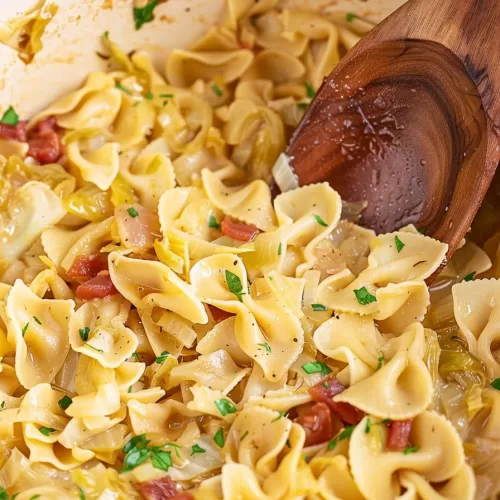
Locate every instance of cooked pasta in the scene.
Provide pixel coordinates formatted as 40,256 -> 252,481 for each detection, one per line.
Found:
0,1 -> 495,499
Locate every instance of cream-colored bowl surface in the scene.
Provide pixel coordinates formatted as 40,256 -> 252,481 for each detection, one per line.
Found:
0,0 -> 405,119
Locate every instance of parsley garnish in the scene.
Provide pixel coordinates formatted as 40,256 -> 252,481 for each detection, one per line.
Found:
115,82 -> 132,95
79,327 -> 90,342
305,83 -> 315,98
0,489 -> 7,500
58,395 -> 72,410
491,378 -> 500,390
132,351 -> 139,361
211,83 -> 223,96
395,235 -> 405,253
381,418 -> 392,424
311,303 -> 328,311
225,270 -> 245,301
354,287 -> 377,305
323,381 -> 330,388
346,12 -> 357,22
151,448 -> 173,471
417,227 -> 426,234
214,428 -> 224,447
128,386 -> 132,393
278,242 -> 282,255
134,0 -> 159,30
302,361 -> 332,376
464,272 -> 475,282
191,444 -> 206,456
86,344 -> 103,353
0,401 -> 5,411
39,427 -> 56,436
33,316 -> 42,325
165,442 -> 181,458
159,93 -> 174,98
297,102 -> 308,110
240,431 -> 249,441
313,214 -> 328,227
22,322 -> 29,337
258,343 -> 272,353
377,354 -> 384,370
271,411 -> 287,422
155,350 -> 169,364
208,215 -> 220,229
121,434 -> 151,472
127,207 -> 139,217
327,425 -> 355,450
403,446 -> 420,455
365,418 -> 371,433
78,486 -> 86,500
29,496 -> 40,500
215,398 -> 237,416
144,92 -> 153,100
0,106 -> 19,126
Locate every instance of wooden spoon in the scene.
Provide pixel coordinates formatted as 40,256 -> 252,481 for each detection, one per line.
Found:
287,0 -> 500,257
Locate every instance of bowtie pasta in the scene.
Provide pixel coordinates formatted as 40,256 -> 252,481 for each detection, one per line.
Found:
0,0 -> 497,499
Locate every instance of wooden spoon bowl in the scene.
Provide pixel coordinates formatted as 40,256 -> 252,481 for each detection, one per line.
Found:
288,0 -> 500,257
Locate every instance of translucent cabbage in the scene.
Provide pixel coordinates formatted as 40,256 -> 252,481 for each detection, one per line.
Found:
64,184 -> 113,222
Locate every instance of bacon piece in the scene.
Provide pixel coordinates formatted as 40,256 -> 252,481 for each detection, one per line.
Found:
309,377 -> 365,425
33,116 -> 58,136
386,419 -> 413,451
221,216 -> 259,242
296,402 -> 333,446
27,116 -> 63,164
67,254 -> 109,280
75,272 -> 118,301
115,204 -> 161,250
0,121 -> 27,142
136,476 -> 194,500
208,304 -> 234,323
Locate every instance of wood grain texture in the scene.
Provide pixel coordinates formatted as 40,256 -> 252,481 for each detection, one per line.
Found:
288,0 -> 500,257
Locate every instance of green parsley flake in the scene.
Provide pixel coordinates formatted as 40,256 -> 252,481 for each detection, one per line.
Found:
58,395 -> 72,410
132,352 -> 140,361
165,442 -> 181,458
134,0 -> 159,30
286,439 -> 291,447
127,207 -> 139,217
395,235 -> 405,253
159,93 -> 174,98
376,354 -> 384,370
305,83 -> 315,99
33,316 -> 42,325
144,92 -> 153,100
29,496 -> 41,500
323,381 -> 330,388
418,227 -> 426,234
78,486 -> 86,500
278,242 -> 282,255
381,418 -> 391,424
271,411 -> 287,422
240,431 -> 249,441
115,82 -> 132,95
464,272 -> 475,282
0,489 -> 7,500
0,401 -> 6,411
0,106 -> 19,126
124,434 -> 150,453
403,446 -> 420,455
297,102 -> 308,110
128,386 -> 132,393
215,398 -> 237,417
365,418 -> 371,433
313,214 -> 328,227
208,215 -> 221,229
122,447 -> 149,471
214,428 -> 225,448
258,343 -> 272,353
79,327 -> 90,342
354,287 -> 377,305
346,12 -> 357,22
211,83 -> 223,97
327,425 -> 355,450
302,361 -> 332,376
191,444 -> 206,456
491,378 -> 500,390
86,344 -> 104,353
151,448 -> 173,471
225,270 -> 245,301
311,303 -> 328,311
155,350 -> 170,364
22,322 -> 29,337
39,427 -> 56,436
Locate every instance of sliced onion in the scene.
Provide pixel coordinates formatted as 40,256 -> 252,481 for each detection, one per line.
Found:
272,152 -> 298,192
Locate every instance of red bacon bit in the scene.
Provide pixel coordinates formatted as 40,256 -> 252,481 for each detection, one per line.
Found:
309,377 -> 365,425
208,304 -> 234,323
136,476 -> 194,500
221,216 -> 259,242
386,419 -> 413,451
27,116 -> 63,165
67,254 -> 109,280
296,402 -> 333,446
75,272 -> 118,301
0,121 -> 27,142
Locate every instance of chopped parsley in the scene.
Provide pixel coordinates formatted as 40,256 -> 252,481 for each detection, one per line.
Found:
155,350 -> 170,364
208,215 -> 220,229
225,270 -> 245,301
115,82 -> 132,95
159,93 -> 174,98
464,272 -> 475,282
39,427 -> 56,436
258,343 -> 272,353
215,398 -> 237,416
151,447 -> 173,471
134,0 -> 159,30
403,446 -> 420,455
132,351 -> 140,361
78,486 -> 86,500
214,428 -> 225,447
271,411 -> 287,422
33,316 -> 42,325
311,303 -> 328,311
302,361 -> 332,376
240,431 -> 249,441
376,354 -> 384,370
346,12 -> 357,22
144,92 -> 153,100
313,214 -> 328,227
191,444 -> 206,456
323,381 -> 330,388
128,386 -> 132,393
58,395 -> 73,410
0,401 -> 5,411
121,434 -> 151,472
278,242 -> 282,255
79,327 -> 90,342
29,496 -> 40,500
381,418 -> 392,424
354,287 -> 377,305
0,489 -> 7,500
165,442 -> 181,458
211,83 -> 223,97
327,425 -> 355,449
86,344 -> 104,353
305,83 -> 315,99
127,207 -> 139,217
0,106 -> 19,126
395,235 -> 405,253
297,102 -> 308,110
22,322 -> 29,337
365,418 -> 371,433
491,378 -> 500,390
417,227 -> 426,234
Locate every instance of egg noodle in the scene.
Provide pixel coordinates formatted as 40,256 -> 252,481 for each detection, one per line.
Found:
0,0 -> 497,499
